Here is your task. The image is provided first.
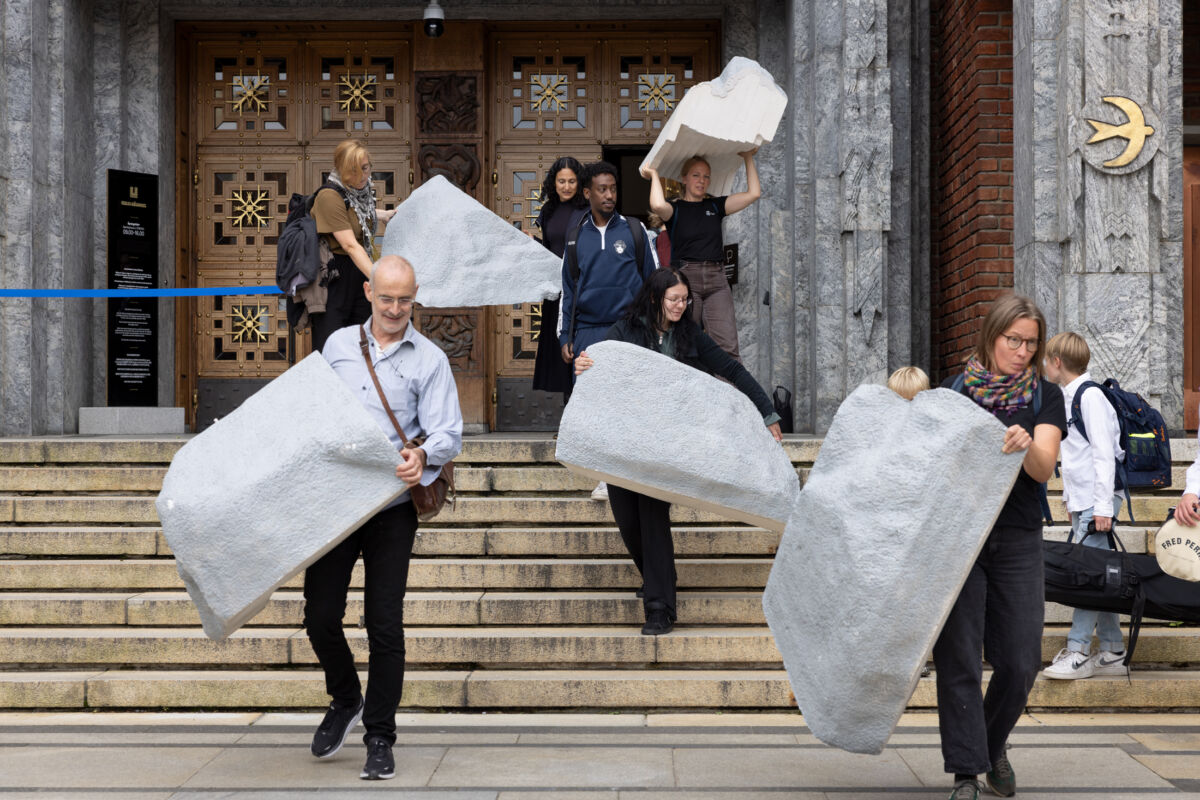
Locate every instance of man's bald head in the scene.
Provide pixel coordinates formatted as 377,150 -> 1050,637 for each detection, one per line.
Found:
370,255 -> 416,288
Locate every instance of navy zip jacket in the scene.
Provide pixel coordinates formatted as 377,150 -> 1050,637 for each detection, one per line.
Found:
560,212 -> 657,347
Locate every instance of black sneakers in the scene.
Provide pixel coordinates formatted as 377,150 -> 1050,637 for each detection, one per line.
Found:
310,695 -> 364,759
360,736 -> 395,780
641,604 -> 673,635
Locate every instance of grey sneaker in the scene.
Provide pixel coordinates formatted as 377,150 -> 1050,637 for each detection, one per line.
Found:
986,753 -> 1016,797
1090,649 -> 1127,676
950,778 -> 980,800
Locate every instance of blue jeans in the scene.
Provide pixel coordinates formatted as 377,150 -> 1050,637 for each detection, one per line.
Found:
1065,496 -> 1125,654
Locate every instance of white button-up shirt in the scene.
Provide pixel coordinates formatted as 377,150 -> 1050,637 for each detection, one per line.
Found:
322,317 -> 463,505
1060,372 -> 1124,517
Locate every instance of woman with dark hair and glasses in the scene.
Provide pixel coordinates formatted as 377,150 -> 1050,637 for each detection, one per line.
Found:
935,293 -> 1065,800
531,156 -> 589,398
573,268 -> 782,635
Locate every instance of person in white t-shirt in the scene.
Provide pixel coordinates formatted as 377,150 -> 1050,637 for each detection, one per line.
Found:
1041,332 -> 1127,680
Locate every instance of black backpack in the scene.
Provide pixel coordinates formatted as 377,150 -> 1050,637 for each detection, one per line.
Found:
276,183 -> 348,323
1069,378 -> 1172,522
1044,527 -> 1200,668
563,214 -> 648,350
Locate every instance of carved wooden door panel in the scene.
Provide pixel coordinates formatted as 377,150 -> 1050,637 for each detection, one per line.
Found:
183,29 -> 414,430
601,37 -> 712,145
1184,148 -> 1200,430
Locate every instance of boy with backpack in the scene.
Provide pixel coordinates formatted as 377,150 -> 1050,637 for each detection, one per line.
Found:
1041,332 -> 1127,679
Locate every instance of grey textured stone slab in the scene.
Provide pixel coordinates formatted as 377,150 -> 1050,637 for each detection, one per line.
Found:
555,340 -> 797,532
763,385 -> 1024,754
640,57 -> 788,197
78,407 -> 185,435
381,175 -> 562,308
155,354 -> 403,640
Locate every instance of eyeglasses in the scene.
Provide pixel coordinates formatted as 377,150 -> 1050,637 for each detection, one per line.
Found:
1001,334 -> 1039,353
664,295 -> 692,307
377,296 -> 414,308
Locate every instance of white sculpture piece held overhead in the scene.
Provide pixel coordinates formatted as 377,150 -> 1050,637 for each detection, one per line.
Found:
639,56 -> 788,196
762,385 -> 1026,754
555,340 -> 799,532
156,354 -> 406,641
380,174 -> 562,308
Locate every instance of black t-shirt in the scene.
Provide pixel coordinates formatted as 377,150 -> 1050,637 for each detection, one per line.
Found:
539,202 -> 584,259
668,196 -> 727,263
941,374 -> 1068,531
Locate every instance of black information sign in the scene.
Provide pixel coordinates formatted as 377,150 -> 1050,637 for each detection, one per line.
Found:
107,170 -> 159,406
723,243 -> 739,286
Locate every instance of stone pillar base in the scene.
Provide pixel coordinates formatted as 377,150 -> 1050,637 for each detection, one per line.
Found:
78,408 -> 186,435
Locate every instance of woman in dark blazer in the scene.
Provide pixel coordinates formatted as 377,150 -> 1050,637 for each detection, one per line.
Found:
532,156 -> 588,397
573,268 -> 782,635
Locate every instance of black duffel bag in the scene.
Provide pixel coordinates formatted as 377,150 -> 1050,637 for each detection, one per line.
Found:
1044,527 -> 1200,667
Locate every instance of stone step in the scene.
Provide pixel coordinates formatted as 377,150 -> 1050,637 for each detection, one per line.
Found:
0,492 -> 1185,526
1,625 -> 1195,669
3,667 -> 1200,710
0,525 -> 781,558
0,558 -> 773,591
0,588 -> 1179,629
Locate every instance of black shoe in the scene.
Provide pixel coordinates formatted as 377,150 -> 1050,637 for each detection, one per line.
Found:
985,753 -> 1015,797
310,695 -> 363,759
641,606 -> 673,635
360,736 -> 395,780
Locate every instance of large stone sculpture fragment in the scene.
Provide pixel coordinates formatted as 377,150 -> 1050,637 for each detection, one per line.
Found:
640,57 -> 788,197
763,385 -> 1025,754
381,175 -> 562,307
156,354 -> 404,640
556,340 -> 798,531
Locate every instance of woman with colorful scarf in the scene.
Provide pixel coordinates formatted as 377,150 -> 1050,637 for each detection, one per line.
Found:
310,140 -> 397,352
936,293 -> 1065,800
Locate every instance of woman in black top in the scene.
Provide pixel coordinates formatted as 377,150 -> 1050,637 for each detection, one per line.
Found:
642,149 -> 761,362
574,268 -> 783,635
532,157 -> 588,396
934,293 -> 1065,800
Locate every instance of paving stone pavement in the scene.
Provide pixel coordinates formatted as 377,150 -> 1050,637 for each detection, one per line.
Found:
0,712 -> 1199,798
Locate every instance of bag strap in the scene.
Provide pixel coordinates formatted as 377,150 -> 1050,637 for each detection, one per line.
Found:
628,217 -> 647,273
359,324 -> 411,447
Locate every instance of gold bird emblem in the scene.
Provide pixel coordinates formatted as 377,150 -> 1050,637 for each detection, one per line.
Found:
1085,96 -> 1154,169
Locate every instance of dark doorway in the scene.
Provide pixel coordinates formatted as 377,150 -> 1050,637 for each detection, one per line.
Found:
603,147 -> 652,224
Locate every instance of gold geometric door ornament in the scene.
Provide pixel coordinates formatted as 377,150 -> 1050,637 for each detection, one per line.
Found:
228,187 -> 271,228
606,42 -> 710,142
308,40 -> 413,144
1079,95 -> 1162,175
493,40 -> 600,142
196,41 -> 299,145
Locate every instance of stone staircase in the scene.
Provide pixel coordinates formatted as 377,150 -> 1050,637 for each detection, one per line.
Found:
1,435 -> 1198,711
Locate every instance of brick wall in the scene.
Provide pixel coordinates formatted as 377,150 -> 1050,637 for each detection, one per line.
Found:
929,0 -> 1015,379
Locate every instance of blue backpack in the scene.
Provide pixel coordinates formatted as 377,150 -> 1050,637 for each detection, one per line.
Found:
1069,378 -> 1171,522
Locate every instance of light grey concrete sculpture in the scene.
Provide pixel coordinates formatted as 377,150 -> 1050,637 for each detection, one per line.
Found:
155,353 -> 405,641
640,57 -> 788,197
555,340 -> 797,531
380,175 -> 563,308
763,385 -> 1025,754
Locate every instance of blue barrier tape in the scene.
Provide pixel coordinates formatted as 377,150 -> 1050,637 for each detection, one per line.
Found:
0,287 -> 283,298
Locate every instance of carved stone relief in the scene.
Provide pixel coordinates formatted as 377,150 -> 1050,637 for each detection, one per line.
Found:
418,144 -> 481,194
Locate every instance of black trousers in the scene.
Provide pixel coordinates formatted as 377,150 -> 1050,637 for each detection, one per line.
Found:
933,524 -> 1045,775
311,254 -> 371,353
303,501 -> 417,746
606,484 -> 677,618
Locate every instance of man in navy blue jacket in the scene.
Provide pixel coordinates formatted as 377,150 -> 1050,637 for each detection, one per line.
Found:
558,161 -> 658,368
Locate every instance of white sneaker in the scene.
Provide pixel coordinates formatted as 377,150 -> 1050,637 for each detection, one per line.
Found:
1043,648 -> 1094,680
1089,649 -> 1127,676
590,482 -> 609,501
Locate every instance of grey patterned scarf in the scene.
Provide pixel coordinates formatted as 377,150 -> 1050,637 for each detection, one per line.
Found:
327,172 -> 377,252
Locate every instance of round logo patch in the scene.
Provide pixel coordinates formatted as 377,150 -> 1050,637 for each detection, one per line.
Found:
1155,518 -> 1200,582
613,239 -> 627,254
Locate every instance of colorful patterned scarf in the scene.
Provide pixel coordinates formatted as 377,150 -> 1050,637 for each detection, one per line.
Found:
962,356 -> 1036,412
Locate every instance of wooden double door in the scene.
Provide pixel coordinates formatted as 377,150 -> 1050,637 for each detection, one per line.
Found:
174,21 -> 717,430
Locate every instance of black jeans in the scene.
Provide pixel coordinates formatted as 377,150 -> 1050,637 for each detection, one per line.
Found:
933,524 -> 1045,775
303,501 -> 417,746
607,484 -> 677,618
311,254 -> 371,353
